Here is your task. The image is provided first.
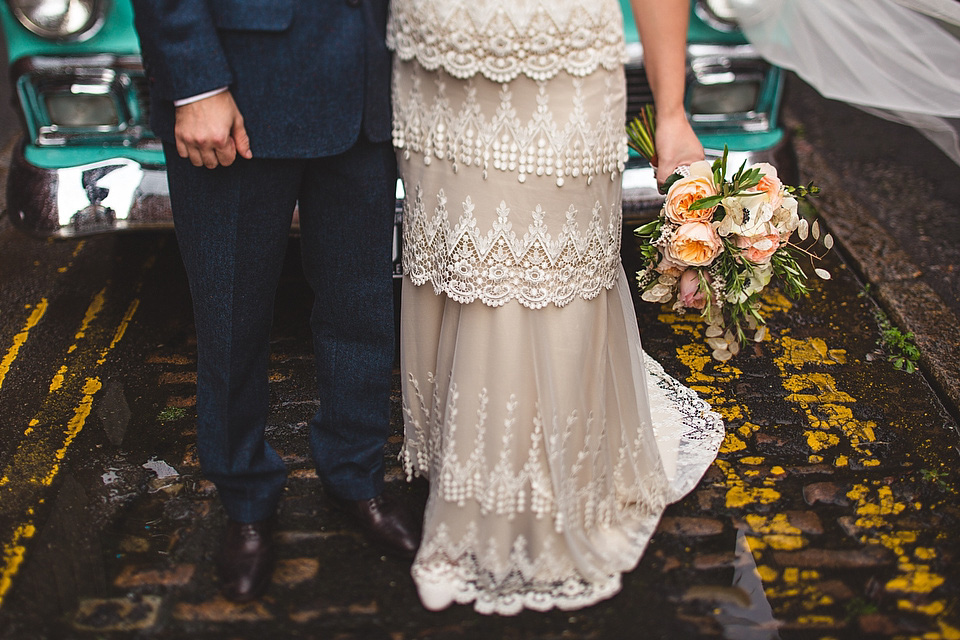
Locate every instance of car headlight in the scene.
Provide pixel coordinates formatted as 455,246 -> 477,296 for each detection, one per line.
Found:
45,90 -> 119,127
689,80 -> 760,115
9,0 -> 105,41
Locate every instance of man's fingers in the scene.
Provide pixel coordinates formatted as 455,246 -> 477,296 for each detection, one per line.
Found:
176,139 -> 189,160
233,116 -> 253,160
186,147 -> 205,168
200,147 -> 220,169
216,141 -> 238,167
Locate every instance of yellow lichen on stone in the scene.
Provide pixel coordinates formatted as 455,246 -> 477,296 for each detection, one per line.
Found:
720,433 -> 747,453
805,430 -> 841,451
757,565 -> 778,582
780,336 -> 847,367
886,568 -> 945,594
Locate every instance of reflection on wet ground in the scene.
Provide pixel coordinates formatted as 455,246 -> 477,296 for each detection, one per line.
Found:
0,234 -> 957,639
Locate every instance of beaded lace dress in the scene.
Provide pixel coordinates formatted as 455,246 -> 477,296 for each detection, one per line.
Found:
388,0 -> 725,615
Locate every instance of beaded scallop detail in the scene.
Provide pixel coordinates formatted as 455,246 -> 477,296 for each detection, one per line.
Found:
401,186 -> 622,308
387,0 -> 628,83
392,62 -> 630,188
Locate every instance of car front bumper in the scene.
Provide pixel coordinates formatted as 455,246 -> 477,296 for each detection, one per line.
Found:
6,140 -> 171,237
6,129 -> 794,258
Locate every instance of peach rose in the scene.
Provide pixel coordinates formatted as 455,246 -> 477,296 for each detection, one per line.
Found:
665,221 -> 723,267
656,254 -> 685,278
752,162 -> 784,210
736,233 -> 780,264
678,269 -> 708,309
664,162 -> 718,224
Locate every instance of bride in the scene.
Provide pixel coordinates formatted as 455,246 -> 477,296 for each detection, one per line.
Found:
388,0 -> 726,614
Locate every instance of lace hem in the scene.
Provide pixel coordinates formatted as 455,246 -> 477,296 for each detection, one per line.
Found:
645,354 -> 726,502
403,351 -> 726,615
401,186 -> 622,309
387,0 -> 628,83
413,522 -> 626,615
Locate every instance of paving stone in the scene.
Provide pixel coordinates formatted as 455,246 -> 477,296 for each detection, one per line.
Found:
72,595 -> 162,632
276,530 -> 357,544
816,580 -> 856,601
803,482 -> 851,506
786,511 -> 825,534
165,395 -> 197,407
659,517 -> 725,537
159,372 -> 197,384
173,596 -> 273,622
696,488 -> 725,511
772,547 -> 895,569
272,558 -> 320,586
785,464 -> 836,476
858,613 -> 901,635
288,601 -> 378,623
681,585 -> 751,607
114,564 -> 195,588
693,552 -> 737,570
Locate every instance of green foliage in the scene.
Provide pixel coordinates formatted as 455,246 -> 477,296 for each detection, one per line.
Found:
844,597 -> 879,621
626,105 -> 656,162
874,310 -> 920,373
920,468 -> 954,493
689,146 -> 765,211
157,406 -> 187,422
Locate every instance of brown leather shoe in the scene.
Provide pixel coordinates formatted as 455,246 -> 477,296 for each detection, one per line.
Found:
326,493 -> 420,559
217,519 -> 275,603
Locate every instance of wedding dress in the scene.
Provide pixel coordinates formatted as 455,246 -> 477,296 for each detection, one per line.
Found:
388,0 -> 725,614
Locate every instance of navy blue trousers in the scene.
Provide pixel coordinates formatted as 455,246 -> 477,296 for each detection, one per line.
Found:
164,137 -> 396,523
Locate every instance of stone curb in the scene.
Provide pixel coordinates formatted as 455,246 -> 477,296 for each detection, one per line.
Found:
794,139 -> 960,433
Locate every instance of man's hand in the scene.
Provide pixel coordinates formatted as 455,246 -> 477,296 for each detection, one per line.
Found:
174,91 -> 253,168
653,111 -> 705,185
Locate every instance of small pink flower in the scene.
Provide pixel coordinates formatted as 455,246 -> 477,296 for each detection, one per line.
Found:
678,269 -> 707,309
735,233 -> 780,264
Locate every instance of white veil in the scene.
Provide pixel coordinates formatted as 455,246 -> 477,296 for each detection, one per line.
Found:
729,0 -> 960,165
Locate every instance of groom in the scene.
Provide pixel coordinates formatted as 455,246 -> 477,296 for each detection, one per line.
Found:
132,0 -> 418,602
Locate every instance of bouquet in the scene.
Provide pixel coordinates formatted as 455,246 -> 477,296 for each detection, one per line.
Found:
628,107 -> 831,360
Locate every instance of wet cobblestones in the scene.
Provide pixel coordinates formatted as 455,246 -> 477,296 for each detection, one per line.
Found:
0,231 -> 955,639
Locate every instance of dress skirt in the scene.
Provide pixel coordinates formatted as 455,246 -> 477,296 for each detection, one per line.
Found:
394,57 -> 725,615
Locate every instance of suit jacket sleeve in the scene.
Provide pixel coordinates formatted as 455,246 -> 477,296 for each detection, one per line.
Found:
131,0 -> 234,103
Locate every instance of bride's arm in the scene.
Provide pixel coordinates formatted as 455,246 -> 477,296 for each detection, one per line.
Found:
629,0 -> 704,183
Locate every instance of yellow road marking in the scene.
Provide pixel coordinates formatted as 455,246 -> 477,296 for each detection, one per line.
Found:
0,286 -> 144,608
0,300 -> 49,392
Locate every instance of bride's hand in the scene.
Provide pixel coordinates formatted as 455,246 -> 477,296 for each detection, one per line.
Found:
652,111 -> 704,186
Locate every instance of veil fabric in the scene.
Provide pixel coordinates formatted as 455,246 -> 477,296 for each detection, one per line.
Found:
730,0 -> 960,165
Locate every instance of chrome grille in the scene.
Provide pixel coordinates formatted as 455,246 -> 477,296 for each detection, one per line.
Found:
624,63 -> 654,123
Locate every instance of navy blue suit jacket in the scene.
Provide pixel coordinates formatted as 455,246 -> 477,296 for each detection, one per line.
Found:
132,0 -> 392,158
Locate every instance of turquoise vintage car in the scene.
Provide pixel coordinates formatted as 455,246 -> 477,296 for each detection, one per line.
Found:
0,0 -> 791,240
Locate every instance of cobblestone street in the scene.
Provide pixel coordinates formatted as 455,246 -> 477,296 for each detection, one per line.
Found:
0,216 -> 957,638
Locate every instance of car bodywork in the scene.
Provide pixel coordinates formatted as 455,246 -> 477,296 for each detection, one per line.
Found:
0,0 -> 793,244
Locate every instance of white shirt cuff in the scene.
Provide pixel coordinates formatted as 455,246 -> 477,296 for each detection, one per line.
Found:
174,87 -> 229,107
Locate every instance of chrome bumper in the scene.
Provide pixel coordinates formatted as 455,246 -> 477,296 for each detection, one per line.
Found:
6,132 -> 794,238
6,141 -> 172,238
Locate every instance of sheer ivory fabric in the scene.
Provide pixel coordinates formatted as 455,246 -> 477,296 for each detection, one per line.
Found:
391,0 -> 725,615
730,0 -> 960,166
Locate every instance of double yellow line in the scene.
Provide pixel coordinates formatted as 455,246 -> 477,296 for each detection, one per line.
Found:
0,254 -> 151,608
